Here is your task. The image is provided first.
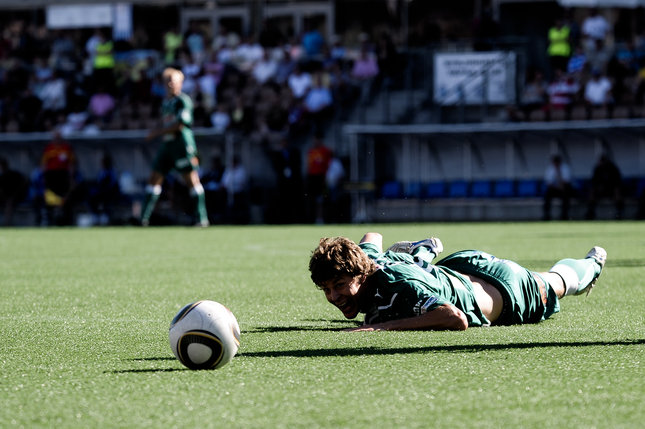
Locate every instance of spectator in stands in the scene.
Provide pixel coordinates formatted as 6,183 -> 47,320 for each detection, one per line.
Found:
509,69 -> 548,121
16,87 -> 43,132
50,30 -> 78,74
546,69 -> 579,121
583,69 -> 614,119
163,26 -> 183,65
229,94 -> 255,135
581,8 -> 610,52
302,21 -> 325,63
607,41 -> 637,108
288,63 -> 312,100
351,44 -> 380,105
88,153 -> 120,225
306,132 -> 333,224
303,71 -> 334,133
221,155 -> 249,224
265,137 -> 303,224
210,103 -> 231,132
543,154 -> 574,221
88,85 -> 116,126
585,153 -> 624,220
324,155 -> 346,223
39,130 -> 80,225
0,156 -> 29,226
185,23 -> 206,64
91,30 -> 115,93
547,18 -> 571,77
251,50 -> 278,85
232,35 -> 264,73
37,70 -> 67,129
275,49 -> 296,85
59,101 -> 89,136
566,46 -> 587,79
201,155 -> 226,224
586,39 -> 613,75
375,31 -> 400,89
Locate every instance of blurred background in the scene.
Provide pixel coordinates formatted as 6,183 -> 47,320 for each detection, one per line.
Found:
1,0 -> 644,226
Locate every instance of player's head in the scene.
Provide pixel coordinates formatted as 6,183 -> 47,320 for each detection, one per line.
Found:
309,237 -> 376,318
162,67 -> 184,96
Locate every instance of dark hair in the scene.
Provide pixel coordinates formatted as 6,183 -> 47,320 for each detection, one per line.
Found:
309,237 -> 376,287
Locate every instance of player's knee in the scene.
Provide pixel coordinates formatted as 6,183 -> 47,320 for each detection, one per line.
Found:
190,184 -> 204,196
146,184 -> 162,195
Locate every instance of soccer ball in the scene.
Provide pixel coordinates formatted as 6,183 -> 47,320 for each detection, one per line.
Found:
169,300 -> 241,370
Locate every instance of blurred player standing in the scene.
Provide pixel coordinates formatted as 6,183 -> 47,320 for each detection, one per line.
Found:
140,67 -> 208,226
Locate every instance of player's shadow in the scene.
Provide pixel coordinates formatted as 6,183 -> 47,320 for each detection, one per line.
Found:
239,338 -> 645,359
245,319 -> 359,333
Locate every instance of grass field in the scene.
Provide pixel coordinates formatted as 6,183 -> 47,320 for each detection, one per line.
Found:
1,222 -> 644,428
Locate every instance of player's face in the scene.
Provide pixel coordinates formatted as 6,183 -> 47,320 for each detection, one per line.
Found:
319,275 -> 363,319
164,74 -> 183,96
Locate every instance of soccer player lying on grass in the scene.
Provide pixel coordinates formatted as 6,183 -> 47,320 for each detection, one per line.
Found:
309,232 -> 606,331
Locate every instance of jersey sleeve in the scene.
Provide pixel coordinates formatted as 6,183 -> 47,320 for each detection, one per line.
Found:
364,267 -> 450,325
359,242 -> 381,259
173,96 -> 193,127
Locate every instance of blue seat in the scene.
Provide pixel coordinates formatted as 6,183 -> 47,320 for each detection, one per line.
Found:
516,179 -> 541,197
404,182 -> 423,198
425,182 -> 446,198
381,181 -> 403,199
448,180 -> 469,198
471,180 -> 492,198
493,180 -> 515,198
636,178 -> 645,196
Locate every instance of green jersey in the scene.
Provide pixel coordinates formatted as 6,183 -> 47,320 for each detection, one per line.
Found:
153,93 -> 198,174
359,243 -> 491,327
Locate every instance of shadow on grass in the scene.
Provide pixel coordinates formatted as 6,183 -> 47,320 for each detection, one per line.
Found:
106,339 -> 644,373
245,319 -> 360,333
239,338 -> 645,358
110,367 -> 187,373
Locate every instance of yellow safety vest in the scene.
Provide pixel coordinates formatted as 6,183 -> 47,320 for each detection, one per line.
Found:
94,41 -> 115,69
548,26 -> 571,57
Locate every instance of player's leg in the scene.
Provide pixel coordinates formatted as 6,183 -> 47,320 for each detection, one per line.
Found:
548,246 -> 607,297
387,237 -> 443,271
183,164 -> 209,227
140,171 -> 164,226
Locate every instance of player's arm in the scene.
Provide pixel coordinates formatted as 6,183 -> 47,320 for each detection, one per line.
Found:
359,232 -> 383,252
346,303 -> 468,332
146,99 -> 188,140
146,119 -> 184,141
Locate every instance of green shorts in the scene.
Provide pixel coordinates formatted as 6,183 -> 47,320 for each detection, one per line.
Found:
152,137 -> 198,176
436,250 -> 560,325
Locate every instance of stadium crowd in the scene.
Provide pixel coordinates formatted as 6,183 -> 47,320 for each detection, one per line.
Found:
2,7 -> 645,225
0,18 -> 402,142
510,8 -> 645,121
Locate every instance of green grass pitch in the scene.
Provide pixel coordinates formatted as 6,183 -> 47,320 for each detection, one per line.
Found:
1,222 -> 644,428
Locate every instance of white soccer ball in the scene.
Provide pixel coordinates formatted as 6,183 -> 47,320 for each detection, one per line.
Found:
169,300 -> 240,370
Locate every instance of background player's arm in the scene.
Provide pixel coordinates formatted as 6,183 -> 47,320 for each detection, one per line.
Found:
346,303 -> 468,331
359,232 -> 383,252
146,119 -> 184,141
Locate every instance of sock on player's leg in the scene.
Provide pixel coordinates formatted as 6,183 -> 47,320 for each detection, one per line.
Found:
141,184 -> 162,225
190,184 -> 208,226
549,257 -> 601,296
